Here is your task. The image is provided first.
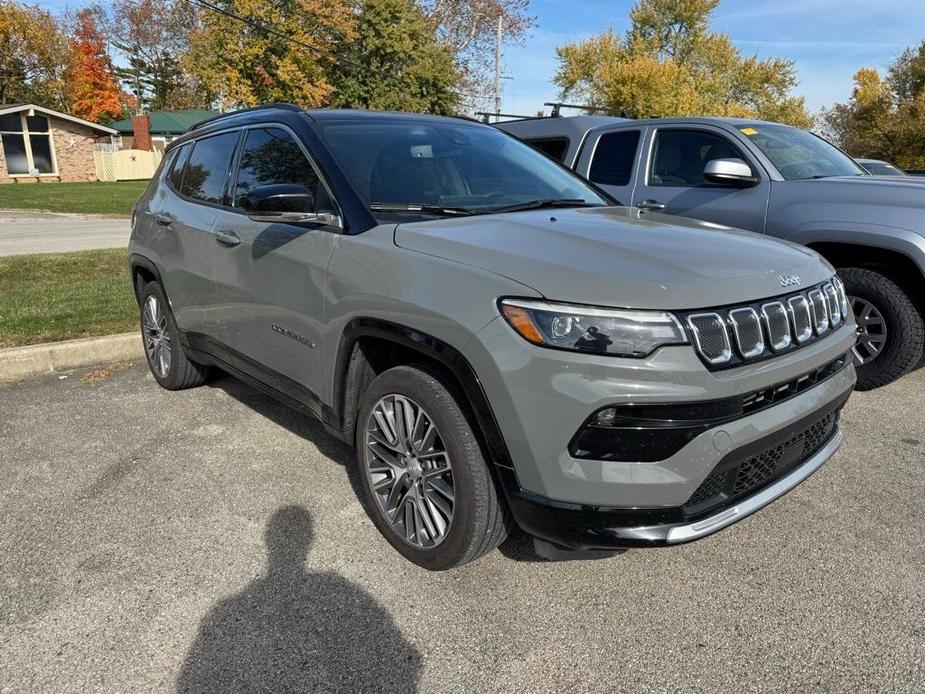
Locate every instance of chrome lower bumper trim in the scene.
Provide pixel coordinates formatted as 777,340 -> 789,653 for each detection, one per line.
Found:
664,428 -> 843,544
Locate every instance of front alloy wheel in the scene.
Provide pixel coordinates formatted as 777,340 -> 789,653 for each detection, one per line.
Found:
365,394 -> 455,548
355,365 -> 510,570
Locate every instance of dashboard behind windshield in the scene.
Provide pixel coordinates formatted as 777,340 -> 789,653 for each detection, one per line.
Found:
741,124 -> 865,180
315,120 -> 611,222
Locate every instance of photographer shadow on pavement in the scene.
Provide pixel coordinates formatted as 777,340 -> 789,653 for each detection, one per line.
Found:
177,505 -> 422,693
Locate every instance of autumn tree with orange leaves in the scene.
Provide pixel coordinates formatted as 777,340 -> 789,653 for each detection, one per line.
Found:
70,8 -> 130,123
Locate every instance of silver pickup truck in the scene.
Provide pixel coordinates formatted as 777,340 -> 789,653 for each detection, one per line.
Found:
498,116 -> 925,389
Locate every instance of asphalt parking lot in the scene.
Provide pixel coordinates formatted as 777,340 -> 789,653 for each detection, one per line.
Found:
1,362 -> 923,693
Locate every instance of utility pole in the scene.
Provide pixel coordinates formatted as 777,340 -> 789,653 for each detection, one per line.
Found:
494,15 -> 503,121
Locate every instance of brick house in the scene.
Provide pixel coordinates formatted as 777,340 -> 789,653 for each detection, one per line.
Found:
0,104 -> 117,184
107,109 -> 217,152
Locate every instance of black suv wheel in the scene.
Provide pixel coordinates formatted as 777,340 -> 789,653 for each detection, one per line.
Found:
139,281 -> 212,390
355,365 -> 510,570
839,268 -> 924,390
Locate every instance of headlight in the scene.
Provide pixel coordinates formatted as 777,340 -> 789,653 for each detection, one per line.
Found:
500,298 -> 688,357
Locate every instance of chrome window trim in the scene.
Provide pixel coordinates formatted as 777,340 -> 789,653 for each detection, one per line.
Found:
728,307 -> 765,358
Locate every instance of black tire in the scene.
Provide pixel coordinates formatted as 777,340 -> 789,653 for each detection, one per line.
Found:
839,267 -> 924,390
139,281 -> 212,390
355,365 -> 510,570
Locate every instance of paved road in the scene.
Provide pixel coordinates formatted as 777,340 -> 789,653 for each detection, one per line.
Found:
1,363 -> 923,693
0,211 -> 130,256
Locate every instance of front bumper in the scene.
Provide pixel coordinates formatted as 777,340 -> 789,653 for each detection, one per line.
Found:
495,388 -> 849,550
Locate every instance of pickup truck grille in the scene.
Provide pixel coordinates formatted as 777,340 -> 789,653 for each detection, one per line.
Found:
683,278 -> 850,369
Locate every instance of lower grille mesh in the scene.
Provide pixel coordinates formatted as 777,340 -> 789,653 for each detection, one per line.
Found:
684,409 -> 839,516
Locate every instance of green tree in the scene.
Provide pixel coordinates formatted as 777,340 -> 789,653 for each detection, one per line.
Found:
109,0 -> 206,112
553,0 -> 811,127
186,0 -> 356,109
0,1 -> 75,108
820,42 -> 925,170
331,0 -> 460,114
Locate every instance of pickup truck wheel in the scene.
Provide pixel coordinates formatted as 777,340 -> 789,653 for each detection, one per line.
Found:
356,365 -> 510,570
839,268 -> 924,390
139,281 -> 212,390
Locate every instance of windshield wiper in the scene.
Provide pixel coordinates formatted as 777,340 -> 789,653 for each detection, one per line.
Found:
369,202 -> 475,216
482,198 -> 603,214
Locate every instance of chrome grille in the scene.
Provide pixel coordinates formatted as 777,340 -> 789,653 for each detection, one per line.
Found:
682,279 -> 847,369
761,302 -> 791,351
687,313 -> 731,364
823,283 -> 841,327
832,277 -> 850,319
788,295 -> 813,343
729,307 -> 764,358
808,289 -> 829,334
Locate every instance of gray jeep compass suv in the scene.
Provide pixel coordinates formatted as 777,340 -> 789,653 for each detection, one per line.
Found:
129,105 -> 856,569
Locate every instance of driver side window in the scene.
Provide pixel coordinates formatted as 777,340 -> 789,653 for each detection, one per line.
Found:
233,127 -> 333,213
650,129 -> 745,187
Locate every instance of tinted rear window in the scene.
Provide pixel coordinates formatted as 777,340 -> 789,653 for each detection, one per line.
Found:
589,131 -> 640,186
180,132 -> 239,204
525,137 -> 569,162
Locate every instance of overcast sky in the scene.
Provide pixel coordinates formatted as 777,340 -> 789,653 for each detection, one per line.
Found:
502,0 -> 925,116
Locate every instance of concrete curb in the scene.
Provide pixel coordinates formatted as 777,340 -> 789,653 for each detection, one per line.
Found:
0,333 -> 142,383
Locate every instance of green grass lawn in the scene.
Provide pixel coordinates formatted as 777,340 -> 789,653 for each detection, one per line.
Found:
0,249 -> 137,348
0,180 -> 148,216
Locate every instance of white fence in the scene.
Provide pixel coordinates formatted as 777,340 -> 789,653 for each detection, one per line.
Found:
94,147 -> 162,181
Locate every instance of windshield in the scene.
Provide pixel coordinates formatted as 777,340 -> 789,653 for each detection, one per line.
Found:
315,120 -> 611,221
740,124 -> 865,180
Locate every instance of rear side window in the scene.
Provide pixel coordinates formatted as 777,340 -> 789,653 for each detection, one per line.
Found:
180,132 -> 239,204
525,137 -> 569,162
589,130 -> 640,186
166,145 -> 188,190
233,127 -> 329,211
650,129 -> 744,186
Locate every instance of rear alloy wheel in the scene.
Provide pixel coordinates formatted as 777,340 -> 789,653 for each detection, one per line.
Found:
139,281 -> 212,390
356,365 -> 510,570
839,267 -> 924,390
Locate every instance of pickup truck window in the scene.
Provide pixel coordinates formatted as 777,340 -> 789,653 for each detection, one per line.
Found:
589,130 -> 641,186
524,137 -> 569,162
740,123 -> 865,180
650,129 -> 744,187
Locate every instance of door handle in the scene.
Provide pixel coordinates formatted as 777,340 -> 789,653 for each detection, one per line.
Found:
215,230 -> 241,247
635,199 -> 666,211
153,213 -> 173,226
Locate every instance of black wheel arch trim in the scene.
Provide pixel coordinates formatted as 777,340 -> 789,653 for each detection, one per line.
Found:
129,254 -> 166,306
332,318 -> 517,473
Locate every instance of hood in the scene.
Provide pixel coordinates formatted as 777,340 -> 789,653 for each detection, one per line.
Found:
771,176 -> 925,237
394,207 -> 831,310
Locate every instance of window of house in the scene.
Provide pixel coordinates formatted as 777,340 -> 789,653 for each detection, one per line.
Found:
0,113 -> 55,175
589,131 -> 641,186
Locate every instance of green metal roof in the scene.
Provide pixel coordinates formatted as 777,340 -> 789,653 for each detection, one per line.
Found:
108,109 -> 218,134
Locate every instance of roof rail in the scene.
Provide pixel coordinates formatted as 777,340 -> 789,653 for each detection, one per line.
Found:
474,111 -> 539,124
543,102 -> 633,119
190,103 -> 303,130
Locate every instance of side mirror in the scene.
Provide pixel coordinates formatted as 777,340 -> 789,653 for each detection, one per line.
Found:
245,184 -> 342,228
703,158 -> 758,187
